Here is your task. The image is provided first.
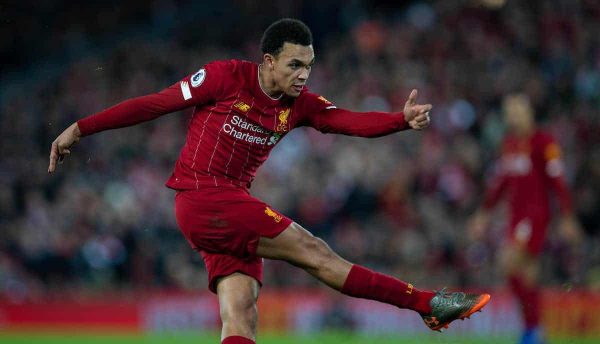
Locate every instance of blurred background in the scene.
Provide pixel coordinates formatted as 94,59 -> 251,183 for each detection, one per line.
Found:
1,0 -> 599,343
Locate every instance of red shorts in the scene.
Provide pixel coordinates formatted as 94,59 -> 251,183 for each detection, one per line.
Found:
174,186 -> 292,293
508,216 -> 548,256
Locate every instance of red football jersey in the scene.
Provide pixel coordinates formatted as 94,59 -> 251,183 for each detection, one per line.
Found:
77,59 -> 409,190
483,129 -> 572,226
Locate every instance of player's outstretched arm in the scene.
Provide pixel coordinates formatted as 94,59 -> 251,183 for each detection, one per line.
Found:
46,89 -> 182,174
46,63 -> 223,174
48,122 -> 81,173
305,89 -> 432,137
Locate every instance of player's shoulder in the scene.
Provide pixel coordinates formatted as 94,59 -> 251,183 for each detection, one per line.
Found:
200,59 -> 255,91
532,129 -> 563,161
203,59 -> 248,77
296,89 -> 336,108
293,90 -> 337,119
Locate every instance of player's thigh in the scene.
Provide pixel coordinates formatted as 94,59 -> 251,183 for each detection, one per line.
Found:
175,187 -> 291,258
216,272 -> 259,320
257,222 -> 352,289
256,222 -> 329,266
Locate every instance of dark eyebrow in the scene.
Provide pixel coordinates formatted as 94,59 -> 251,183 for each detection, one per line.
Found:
290,58 -> 315,66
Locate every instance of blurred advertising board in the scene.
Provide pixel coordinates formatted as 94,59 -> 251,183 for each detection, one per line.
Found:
0,289 -> 598,337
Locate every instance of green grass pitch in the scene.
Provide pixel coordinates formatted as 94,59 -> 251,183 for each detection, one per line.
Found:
1,332 -> 597,344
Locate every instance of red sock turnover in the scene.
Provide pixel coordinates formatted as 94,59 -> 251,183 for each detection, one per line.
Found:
341,264 -> 434,315
222,336 -> 255,344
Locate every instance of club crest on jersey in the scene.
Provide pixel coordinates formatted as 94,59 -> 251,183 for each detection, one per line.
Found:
191,68 -> 206,87
234,101 -> 251,113
276,108 -> 290,132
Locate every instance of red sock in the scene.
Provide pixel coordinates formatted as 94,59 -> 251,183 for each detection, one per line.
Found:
222,336 -> 255,344
509,274 -> 540,329
523,287 -> 540,329
341,264 -> 434,315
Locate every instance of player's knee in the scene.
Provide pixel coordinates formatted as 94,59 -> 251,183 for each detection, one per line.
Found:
500,246 -> 526,276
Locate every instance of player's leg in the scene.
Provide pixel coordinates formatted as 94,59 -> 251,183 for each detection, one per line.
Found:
257,222 -> 490,331
216,272 -> 259,344
501,244 -> 544,344
174,190 -> 263,344
258,222 -> 352,289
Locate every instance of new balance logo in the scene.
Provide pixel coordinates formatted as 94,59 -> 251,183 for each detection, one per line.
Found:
265,207 -> 282,223
234,101 -> 251,112
406,283 -> 414,295
318,95 -> 332,104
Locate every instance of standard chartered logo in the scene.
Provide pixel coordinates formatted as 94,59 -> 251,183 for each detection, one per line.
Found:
223,115 -> 276,145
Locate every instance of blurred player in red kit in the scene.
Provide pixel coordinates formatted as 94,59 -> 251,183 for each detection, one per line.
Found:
49,19 -> 489,343
469,94 -> 582,344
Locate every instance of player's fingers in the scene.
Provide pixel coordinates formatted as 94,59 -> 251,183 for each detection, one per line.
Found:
57,149 -> 70,164
417,104 -> 432,113
48,142 -> 58,173
408,104 -> 432,115
414,112 -> 425,119
414,112 -> 430,123
412,124 -> 425,130
406,89 -> 418,106
414,120 -> 429,129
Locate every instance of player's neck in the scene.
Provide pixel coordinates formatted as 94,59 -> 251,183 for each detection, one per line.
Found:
258,64 -> 284,100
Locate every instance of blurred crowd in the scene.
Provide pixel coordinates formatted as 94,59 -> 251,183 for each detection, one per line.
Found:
1,0 -> 599,301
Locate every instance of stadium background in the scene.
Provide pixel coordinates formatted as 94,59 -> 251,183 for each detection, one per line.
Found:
1,0 -> 599,343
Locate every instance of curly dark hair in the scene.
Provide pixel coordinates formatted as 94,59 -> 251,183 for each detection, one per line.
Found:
260,18 -> 313,56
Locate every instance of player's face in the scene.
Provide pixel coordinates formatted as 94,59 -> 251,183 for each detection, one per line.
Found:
271,43 -> 315,97
503,95 -> 534,132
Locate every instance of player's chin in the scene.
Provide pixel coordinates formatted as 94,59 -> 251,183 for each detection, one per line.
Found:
286,89 -> 302,97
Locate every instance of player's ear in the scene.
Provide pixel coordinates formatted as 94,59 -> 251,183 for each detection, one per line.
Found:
263,54 -> 275,70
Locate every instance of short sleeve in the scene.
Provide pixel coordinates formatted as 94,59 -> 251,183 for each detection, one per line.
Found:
542,138 -> 565,178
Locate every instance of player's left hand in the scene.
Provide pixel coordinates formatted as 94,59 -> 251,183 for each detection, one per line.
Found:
404,89 -> 432,130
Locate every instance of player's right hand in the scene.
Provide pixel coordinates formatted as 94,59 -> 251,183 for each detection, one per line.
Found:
48,122 -> 82,173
